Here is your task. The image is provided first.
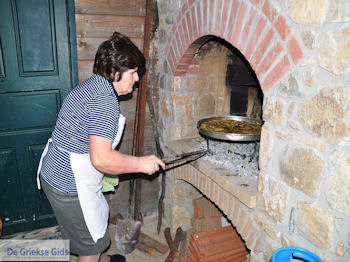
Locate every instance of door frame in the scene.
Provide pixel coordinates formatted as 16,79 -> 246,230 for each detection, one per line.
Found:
67,0 -> 79,88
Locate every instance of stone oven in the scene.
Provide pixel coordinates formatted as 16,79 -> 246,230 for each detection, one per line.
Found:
147,0 -> 350,261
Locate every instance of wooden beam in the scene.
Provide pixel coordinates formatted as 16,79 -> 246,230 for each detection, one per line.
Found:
132,0 -> 153,220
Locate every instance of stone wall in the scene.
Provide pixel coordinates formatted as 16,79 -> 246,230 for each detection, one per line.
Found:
148,0 -> 350,261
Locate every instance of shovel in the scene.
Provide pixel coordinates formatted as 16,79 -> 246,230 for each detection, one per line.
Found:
114,179 -> 141,254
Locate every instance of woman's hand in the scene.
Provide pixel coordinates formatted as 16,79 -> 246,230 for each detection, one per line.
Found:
89,134 -> 165,175
138,155 -> 165,175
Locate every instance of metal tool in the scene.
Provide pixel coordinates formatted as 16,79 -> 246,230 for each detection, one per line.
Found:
114,178 -> 141,254
163,148 -> 208,166
162,139 -> 210,171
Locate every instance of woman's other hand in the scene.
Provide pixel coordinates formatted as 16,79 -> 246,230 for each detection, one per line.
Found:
138,155 -> 165,175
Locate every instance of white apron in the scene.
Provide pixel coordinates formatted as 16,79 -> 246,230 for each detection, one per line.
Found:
37,114 -> 125,243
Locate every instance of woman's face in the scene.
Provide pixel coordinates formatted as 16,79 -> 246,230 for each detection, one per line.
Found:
112,68 -> 139,95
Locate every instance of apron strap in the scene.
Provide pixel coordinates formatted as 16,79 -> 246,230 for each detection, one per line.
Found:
36,138 -> 52,189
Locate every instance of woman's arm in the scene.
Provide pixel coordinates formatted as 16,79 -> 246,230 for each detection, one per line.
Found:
89,135 -> 165,175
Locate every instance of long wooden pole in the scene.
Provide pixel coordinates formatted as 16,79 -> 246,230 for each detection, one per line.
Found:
132,0 -> 154,220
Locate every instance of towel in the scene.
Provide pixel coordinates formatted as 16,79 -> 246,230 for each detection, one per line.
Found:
102,174 -> 119,193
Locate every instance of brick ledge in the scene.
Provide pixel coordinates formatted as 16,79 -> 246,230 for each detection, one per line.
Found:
166,138 -> 257,208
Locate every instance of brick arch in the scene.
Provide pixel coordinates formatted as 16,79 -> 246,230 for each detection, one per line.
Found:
166,0 -> 303,92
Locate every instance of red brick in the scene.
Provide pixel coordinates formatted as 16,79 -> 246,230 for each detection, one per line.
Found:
227,196 -> 236,222
192,225 -> 238,246
177,64 -> 189,70
188,0 -> 195,7
257,42 -> 283,75
215,0 -> 224,34
189,225 -> 249,261
199,239 -> 246,258
287,36 -> 303,64
236,208 -> 247,233
204,247 -> 249,261
198,173 -> 204,192
167,51 -> 176,74
182,1 -> 189,14
179,56 -> 192,65
170,28 -> 177,54
246,228 -> 258,250
185,43 -> 201,54
203,0 -> 208,33
182,19 -> 190,48
220,0 -> 232,37
261,55 -> 291,92
186,12 -> 193,40
221,191 -> 231,218
191,56 -> 200,65
190,6 -> 198,39
218,188 -> 224,208
188,239 -> 202,259
240,7 -> 257,50
252,233 -> 263,253
263,0 -> 277,22
178,23 -> 187,52
196,1 -> 202,36
226,0 -> 240,40
232,204 -> 241,226
170,41 -> 179,62
174,70 -> 186,76
250,28 -> 274,68
176,11 -> 182,25
175,29 -> 184,55
274,15 -> 290,40
194,169 -> 199,186
241,217 -> 254,240
231,2 -> 247,45
186,251 -> 196,262
245,17 -> 266,60
209,0 -> 217,34
215,184 -> 221,204
191,216 -> 222,233
250,0 -> 265,8
187,65 -> 199,75
174,35 -> 182,58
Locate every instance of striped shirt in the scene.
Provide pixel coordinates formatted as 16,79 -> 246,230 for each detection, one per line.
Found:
40,74 -> 120,193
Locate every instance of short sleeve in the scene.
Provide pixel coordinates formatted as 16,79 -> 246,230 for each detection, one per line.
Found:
87,94 -> 119,140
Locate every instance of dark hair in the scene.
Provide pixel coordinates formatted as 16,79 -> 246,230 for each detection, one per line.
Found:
93,32 -> 145,82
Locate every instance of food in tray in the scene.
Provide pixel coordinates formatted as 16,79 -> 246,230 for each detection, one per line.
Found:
200,118 -> 262,134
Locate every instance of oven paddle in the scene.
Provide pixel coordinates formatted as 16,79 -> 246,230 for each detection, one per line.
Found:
162,148 -> 208,165
161,140 -> 210,170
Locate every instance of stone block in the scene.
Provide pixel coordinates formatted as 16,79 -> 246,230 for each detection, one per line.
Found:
289,0 -> 329,25
297,201 -> 333,248
319,27 -> 350,75
258,173 -> 289,222
326,148 -> 350,217
279,146 -> 324,196
301,88 -> 350,141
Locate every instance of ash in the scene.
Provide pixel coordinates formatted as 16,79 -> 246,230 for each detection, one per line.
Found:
198,139 -> 260,178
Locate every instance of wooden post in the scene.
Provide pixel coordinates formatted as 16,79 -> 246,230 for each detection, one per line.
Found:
132,0 -> 154,220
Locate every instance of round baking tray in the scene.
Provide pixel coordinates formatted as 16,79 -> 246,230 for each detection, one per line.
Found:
197,115 -> 263,142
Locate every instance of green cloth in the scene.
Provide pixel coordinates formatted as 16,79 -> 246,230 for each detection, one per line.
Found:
102,174 -> 119,193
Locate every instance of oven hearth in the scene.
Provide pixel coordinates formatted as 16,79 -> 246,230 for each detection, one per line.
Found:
198,139 -> 260,178
166,138 -> 258,208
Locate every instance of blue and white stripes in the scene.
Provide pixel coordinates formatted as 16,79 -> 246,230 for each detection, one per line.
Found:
41,74 -> 120,193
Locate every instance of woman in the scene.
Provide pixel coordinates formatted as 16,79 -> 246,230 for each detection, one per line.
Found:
37,32 -> 165,262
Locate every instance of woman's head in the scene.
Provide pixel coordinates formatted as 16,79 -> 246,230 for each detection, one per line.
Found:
93,32 -> 145,82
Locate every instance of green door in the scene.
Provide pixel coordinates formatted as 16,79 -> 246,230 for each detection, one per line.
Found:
0,0 -> 78,235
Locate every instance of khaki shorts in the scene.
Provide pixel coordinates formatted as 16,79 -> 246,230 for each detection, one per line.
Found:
40,177 -> 110,256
